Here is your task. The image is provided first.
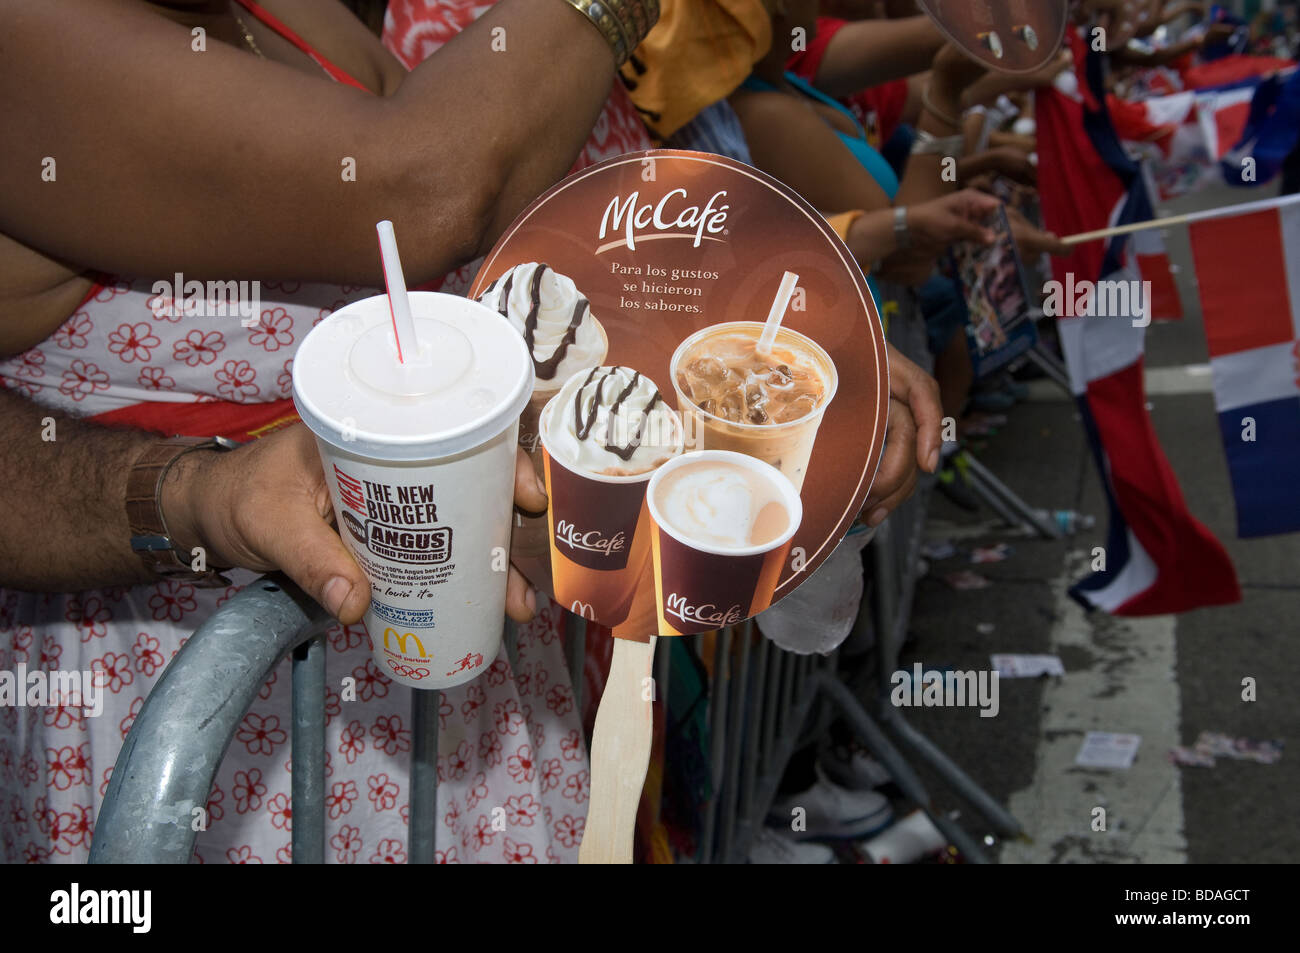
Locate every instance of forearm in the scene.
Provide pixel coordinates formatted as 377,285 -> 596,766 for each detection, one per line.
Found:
0,0 -> 617,288
956,150 -> 1006,181
963,72 -> 1020,109
842,208 -> 902,267
394,0 -> 615,263
0,390 -> 194,591
813,16 -> 945,99
895,73 -> 964,207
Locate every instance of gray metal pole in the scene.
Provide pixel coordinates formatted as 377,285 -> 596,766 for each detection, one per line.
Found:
699,628 -> 731,863
408,687 -> 441,864
565,611 -> 585,719
290,633 -> 327,864
718,624 -> 751,862
740,627 -> 767,823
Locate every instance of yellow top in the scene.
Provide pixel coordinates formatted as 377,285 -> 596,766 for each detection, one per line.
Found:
622,0 -> 773,141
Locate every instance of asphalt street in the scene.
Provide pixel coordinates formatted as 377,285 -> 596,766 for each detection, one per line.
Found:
895,181 -> 1299,864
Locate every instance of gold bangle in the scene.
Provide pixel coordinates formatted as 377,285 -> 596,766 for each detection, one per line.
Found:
561,0 -> 632,65
921,82 -> 963,129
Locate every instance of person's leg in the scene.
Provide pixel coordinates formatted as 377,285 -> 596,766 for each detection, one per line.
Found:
934,326 -> 974,422
919,274 -> 973,422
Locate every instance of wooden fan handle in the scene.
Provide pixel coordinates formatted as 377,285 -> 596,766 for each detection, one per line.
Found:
578,636 -> 657,864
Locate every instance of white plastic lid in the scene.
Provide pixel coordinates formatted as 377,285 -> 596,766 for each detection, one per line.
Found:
293,292 -> 533,461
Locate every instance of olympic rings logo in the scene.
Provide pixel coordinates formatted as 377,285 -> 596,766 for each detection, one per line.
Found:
387,659 -> 431,680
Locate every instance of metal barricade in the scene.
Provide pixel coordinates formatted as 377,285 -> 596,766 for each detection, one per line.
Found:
690,285 -> 1024,864
89,576 -> 539,864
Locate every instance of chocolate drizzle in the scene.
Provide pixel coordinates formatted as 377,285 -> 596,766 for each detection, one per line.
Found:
572,367 -> 664,462
487,263 -> 591,383
525,264 -> 590,382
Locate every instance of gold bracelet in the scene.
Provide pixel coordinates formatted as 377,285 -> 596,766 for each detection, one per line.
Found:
561,0 -> 631,65
921,82 -> 963,129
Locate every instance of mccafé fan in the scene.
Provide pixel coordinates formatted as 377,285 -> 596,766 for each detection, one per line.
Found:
470,152 -> 888,640
472,150 -> 889,862
914,0 -> 1069,73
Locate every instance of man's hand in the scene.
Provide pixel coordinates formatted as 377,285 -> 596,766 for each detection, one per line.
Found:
860,345 -> 943,527
166,424 -> 546,626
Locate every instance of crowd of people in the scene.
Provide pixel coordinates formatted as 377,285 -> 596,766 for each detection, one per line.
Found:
0,0 -> 1275,863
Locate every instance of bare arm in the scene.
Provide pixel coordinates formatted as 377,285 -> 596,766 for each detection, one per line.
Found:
0,389 -> 547,621
0,390 -> 160,592
810,16 -> 945,99
730,91 -> 892,215
894,45 -> 980,208
0,0 -> 615,288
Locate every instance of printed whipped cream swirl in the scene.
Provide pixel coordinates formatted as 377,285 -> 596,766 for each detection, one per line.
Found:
477,262 -> 606,386
545,366 -> 682,476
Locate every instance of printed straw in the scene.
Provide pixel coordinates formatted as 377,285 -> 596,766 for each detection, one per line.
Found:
376,220 -> 419,364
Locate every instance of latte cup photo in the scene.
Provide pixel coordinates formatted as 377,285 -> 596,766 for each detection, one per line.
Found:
646,450 -> 803,636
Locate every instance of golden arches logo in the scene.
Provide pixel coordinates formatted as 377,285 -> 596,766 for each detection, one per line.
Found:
382,627 -> 427,657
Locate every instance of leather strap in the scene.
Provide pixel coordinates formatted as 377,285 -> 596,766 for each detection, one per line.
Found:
126,437 -> 237,587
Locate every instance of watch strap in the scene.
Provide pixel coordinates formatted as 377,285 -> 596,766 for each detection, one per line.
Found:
127,436 -> 238,587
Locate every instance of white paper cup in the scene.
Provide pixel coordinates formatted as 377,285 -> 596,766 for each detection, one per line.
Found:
293,292 -> 532,690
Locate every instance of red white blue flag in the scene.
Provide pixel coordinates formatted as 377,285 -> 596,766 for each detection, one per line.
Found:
1188,193 -> 1300,538
1036,33 -> 1241,615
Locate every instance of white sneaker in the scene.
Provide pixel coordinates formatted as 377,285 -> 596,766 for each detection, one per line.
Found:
768,778 -> 894,840
817,744 -> 892,791
747,827 -> 836,864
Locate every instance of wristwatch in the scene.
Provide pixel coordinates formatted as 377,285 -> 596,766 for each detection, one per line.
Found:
126,436 -> 240,587
894,206 -> 911,251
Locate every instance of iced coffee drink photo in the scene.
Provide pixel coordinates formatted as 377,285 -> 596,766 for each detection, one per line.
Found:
671,322 -> 838,492
646,450 -> 803,635
539,365 -> 683,626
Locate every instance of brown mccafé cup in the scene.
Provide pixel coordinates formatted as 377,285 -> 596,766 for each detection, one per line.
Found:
538,368 -> 683,627
646,450 -> 803,636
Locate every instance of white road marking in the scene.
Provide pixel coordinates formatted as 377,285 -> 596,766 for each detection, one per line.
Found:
1024,363 -> 1213,402
1001,554 -> 1187,863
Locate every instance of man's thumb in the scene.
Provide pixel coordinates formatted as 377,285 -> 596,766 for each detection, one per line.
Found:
272,513 -> 371,624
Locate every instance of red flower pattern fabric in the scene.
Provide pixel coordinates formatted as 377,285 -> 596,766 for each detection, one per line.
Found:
0,0 -> 653,863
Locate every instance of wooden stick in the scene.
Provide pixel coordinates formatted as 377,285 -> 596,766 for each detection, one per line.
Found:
1060,192 -> 1300,246
578,635 -> 657,864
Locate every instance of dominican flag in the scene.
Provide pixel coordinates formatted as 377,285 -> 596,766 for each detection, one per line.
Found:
1220,68 -> 1300,186
1036,33 -> 1241,615
1115,68 -> 1299,200
1188,194 -> 1300,538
